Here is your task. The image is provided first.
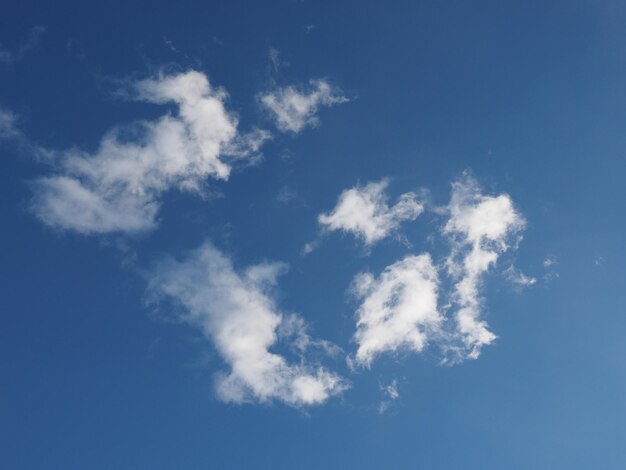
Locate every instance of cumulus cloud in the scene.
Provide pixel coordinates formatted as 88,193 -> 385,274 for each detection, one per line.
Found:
443,174 -> 525,360
260,79 -> 348,133
0,26 -> 46,65
147,241 -> 348,406
351,253 -> 441,367
31,71 -> 269,234
318,180 -> 424,246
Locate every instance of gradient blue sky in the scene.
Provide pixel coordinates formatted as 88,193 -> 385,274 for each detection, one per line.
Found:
1,1 -> 626,469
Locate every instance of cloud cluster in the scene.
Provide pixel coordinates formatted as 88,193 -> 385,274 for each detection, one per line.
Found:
318,180 -> 423,246
260,79 -> 348,133
148,242 -> 348,406
11,60 -> 533,407
346,174 -> 527,366
30,71 -> 269,234
8,69 -> 358,407
143,175 -> 528,405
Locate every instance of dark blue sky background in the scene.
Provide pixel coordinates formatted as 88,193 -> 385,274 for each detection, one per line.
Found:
1,1 -> 625,468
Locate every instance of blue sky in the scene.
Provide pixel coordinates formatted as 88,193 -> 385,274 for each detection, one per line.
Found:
1,0 -> 626,468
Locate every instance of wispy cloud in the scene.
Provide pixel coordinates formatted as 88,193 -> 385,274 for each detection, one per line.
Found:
267,47 -> 286,75
0,108 -> 20,139
378,379 -> 400,414
147,241 -> 348,406
0,26 -> 46,65
542,255 -> 559,283
0,107 -> 51,159
318,179 -> 424,247
30,71 -> 270,234
260,79 -> 348,133
543,255 -> 557,268
504,265 -> 537,290
274,185 -> 304,207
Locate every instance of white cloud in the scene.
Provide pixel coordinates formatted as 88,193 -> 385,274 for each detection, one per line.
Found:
504,265 -> 537,290
351,253 -> 441,367
318,180 -> 424,246
378,379 -> 400,414
383,379 -> 399,400
30,71 -> 269,234
444,174 -> 525,360
260,79 -> 348,133
147,241 -> 348,406
278,313 -> 343,357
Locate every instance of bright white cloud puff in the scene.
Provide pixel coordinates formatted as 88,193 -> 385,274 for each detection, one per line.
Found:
318,179 -> 424,246
351,253 -> 441,367
31,71 -> 269,234
148,241 -> 348,407
260,79 -> 348,133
